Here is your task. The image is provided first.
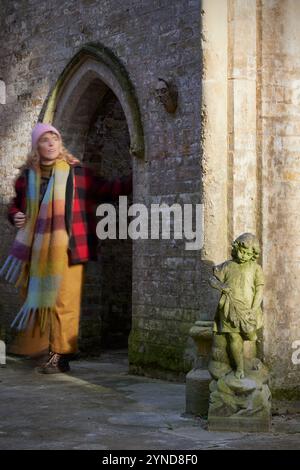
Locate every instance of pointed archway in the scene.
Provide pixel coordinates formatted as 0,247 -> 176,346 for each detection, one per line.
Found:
39,43 -> 144,355
40,42 -> 144,159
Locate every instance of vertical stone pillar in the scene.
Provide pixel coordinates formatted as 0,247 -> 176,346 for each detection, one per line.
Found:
261,0 -> 300,403
201,0 -> 300,407
201,0 -> 229,264
227,0 -> 261,239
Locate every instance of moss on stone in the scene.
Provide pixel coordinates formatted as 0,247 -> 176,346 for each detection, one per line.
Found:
271,387 -> 300,402
128,328 -> 193,378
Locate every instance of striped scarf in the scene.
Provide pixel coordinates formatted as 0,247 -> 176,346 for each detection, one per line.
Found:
0,159 -> 70,332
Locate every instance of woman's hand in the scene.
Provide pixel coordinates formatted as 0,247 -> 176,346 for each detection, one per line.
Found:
13,211 -> 26,228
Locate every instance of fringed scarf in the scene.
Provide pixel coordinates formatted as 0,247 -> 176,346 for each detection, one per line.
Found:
0,159 -> 70,333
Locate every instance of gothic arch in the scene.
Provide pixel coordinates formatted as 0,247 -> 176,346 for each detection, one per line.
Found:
39,42 -> 144,159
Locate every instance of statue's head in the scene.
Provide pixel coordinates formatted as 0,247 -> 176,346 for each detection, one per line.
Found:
231,233 -> 260,264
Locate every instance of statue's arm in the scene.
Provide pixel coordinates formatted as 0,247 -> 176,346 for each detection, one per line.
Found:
209,276 -> 227,292
251,285 -> 264,310
252,265 -> 264,310
209,262 -> 230,293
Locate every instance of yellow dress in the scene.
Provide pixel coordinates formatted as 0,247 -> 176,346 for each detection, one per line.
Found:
8,162 -> 86,357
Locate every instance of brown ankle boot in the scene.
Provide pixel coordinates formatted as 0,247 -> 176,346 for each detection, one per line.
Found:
38,352 -> 70,374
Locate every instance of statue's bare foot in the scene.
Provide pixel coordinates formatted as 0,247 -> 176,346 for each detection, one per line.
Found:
235,369 -> 245,379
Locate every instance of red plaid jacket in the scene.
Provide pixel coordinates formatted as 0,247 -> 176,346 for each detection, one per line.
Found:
7,163 -> 133,264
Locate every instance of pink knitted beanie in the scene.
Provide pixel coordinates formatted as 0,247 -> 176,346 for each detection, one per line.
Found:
31,122 -> 61,149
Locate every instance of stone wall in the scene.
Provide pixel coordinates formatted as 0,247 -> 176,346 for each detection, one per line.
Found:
261,0 -> 300,402
2,0 -> 299,401
201,0 -> 300,403
0,0 -> 203,378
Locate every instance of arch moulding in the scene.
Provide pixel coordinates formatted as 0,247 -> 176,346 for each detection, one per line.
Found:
39,42 -> 145,159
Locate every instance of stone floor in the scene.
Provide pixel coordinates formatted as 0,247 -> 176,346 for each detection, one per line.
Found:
0,349 -> 299,450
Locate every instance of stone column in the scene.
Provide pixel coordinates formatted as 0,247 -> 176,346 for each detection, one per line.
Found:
201,0 -> 300,409
201,0 -> 229,264
260,0 -> 300,406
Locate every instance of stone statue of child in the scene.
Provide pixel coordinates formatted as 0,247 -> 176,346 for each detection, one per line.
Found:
209,233 -> 264,379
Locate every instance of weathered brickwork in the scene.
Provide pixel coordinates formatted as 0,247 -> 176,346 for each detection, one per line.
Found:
0,0 -> 202,378
2,0 -> 300,402
81,90 -> 132,353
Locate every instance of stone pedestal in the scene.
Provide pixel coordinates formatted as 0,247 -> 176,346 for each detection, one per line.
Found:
208,338 -> 272,432
185,320 -> 214,416
186,368 -> 211,416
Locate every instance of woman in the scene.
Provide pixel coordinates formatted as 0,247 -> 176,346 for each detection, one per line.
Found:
0,122 -> 132,374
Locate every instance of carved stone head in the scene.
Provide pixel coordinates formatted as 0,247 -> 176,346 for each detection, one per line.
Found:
155,78 -> 178,114
231,232 -> 261,264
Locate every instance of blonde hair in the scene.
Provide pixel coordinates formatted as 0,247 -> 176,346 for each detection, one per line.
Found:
18,132 -> 81,172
